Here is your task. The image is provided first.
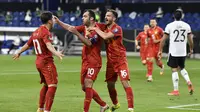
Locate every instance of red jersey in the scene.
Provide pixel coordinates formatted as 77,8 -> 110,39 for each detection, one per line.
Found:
27,25 -> 53,64
150,26 -> 163,49
75,23 -> 106,67
105,24 -> 127,64
147,29 -> 154,48
136,31 -> 148,51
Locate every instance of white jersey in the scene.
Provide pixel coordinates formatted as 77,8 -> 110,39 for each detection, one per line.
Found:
164,21 -> 191,57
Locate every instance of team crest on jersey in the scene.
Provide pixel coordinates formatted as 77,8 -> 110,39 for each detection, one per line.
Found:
112,28 -> 118,34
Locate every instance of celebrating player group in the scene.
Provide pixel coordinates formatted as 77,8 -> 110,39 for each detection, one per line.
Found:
12,8 -> 194,112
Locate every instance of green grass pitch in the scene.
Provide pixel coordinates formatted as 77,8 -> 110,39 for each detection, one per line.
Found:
0,55 -> 199,112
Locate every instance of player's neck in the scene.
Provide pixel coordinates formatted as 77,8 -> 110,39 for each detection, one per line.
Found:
107,22 -> 115,29
43,24 -> 50,30
87,22 -> 95,28
151,26 -> 156,29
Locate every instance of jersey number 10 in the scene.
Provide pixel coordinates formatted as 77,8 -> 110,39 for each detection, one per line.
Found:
33,39 -> 42,54
173,29 -> 186,42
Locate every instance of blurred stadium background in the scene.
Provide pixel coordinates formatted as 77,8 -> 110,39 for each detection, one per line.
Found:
0,0 -> 200,58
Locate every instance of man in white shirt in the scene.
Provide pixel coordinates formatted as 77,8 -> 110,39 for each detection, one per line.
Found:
158,9 -> 194,96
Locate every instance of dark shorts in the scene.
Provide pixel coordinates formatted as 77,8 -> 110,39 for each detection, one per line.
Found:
167,54 -> 186,69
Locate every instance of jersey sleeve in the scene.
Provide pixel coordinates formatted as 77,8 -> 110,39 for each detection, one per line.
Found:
42,33 -> 51,44
109,26 -> 122,37
164,24 -> 170,35
136,33 -> 141,40
75,25 -> 85,33
27,36 -> 33,47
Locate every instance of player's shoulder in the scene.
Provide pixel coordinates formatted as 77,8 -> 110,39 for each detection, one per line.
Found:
96,22 -> 106,30
157,26 -> 163,30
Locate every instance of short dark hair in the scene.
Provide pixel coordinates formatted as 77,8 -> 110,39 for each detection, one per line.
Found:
174,9 -> 182,20
40,11 -> 53,24
107,9 -> 118,19
84,9 -> 96,21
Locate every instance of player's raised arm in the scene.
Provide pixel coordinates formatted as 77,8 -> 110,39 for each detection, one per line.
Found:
89,27 -> 114,40
68,26 -> 92,46
187,33 -> 194,56
46,42 -> 64,60
54,16 -> 72,31
12,43 -> 30,60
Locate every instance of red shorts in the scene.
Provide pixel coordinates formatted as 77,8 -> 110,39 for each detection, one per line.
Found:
80,66 -> 101,86
36,62 -> 58,85
105,61 -> 130,82
140,51 -> 147,61
146,47 -> 154,58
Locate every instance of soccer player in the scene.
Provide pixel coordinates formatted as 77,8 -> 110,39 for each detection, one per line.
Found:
135,24 -> 149,65
158,9 -> 194,96
89,9 -> 134,112
12,11 -> 64,112
54,10 -> 110,112
146,19 -> 164,82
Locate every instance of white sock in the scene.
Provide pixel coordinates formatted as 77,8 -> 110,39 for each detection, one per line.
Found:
172,72 -> 179,91
128,108 -> 134,110
44,111 -> 50,112
180,69 -> 191,83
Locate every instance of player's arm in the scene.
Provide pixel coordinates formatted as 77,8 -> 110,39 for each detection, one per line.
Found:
54,16 -> 72,30
46,42 -> 64,60
187,33 -> 194,56
92,27 -> 114,40
135,35 -> 140,49
158,33 -> 169,59
68,26 -> 92,46
12,43 -> 30,60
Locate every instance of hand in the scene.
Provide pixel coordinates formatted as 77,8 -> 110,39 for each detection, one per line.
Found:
188,49 -> 193,57
53,15 -> 59,23
12,53 -> 21,60
157,51 -> 162,60
136,45 -> 140,49
68,26 -> 78,34
56,51 -> 64,61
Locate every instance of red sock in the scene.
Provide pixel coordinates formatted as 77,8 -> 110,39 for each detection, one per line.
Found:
39,86 -> 48,108
84,88 -> 93,112
45,87 -> 57,111
92,89 -> 106,107
147,61 -> 153,76
108,88 -> 118,105
156,60 -> 163,68
125,87 -> 134,108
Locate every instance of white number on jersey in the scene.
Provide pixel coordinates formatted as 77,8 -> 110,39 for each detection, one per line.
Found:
87,68 -> 95,75
120,70 -> 127,78
33,39 -> 42,54
173,29 -> 186,42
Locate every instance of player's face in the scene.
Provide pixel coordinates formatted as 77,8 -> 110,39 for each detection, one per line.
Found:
144,25 -> 149,31
105,12 -> 115,25
150,19 -> 157,27
82,12 -> 90,26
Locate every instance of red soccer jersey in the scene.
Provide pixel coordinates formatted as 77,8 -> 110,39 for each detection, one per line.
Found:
151,26 -> 163,49
136,31 -> 148,51
105,24 -> 127,64
27,25 -> 53,64
75,23 -> 106,67
147,29 -> 154,48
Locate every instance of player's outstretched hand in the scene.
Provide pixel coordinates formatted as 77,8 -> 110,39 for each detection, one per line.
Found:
157,51 -> 162,60
53,15 -> 59,23
12,53 -> 20,60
